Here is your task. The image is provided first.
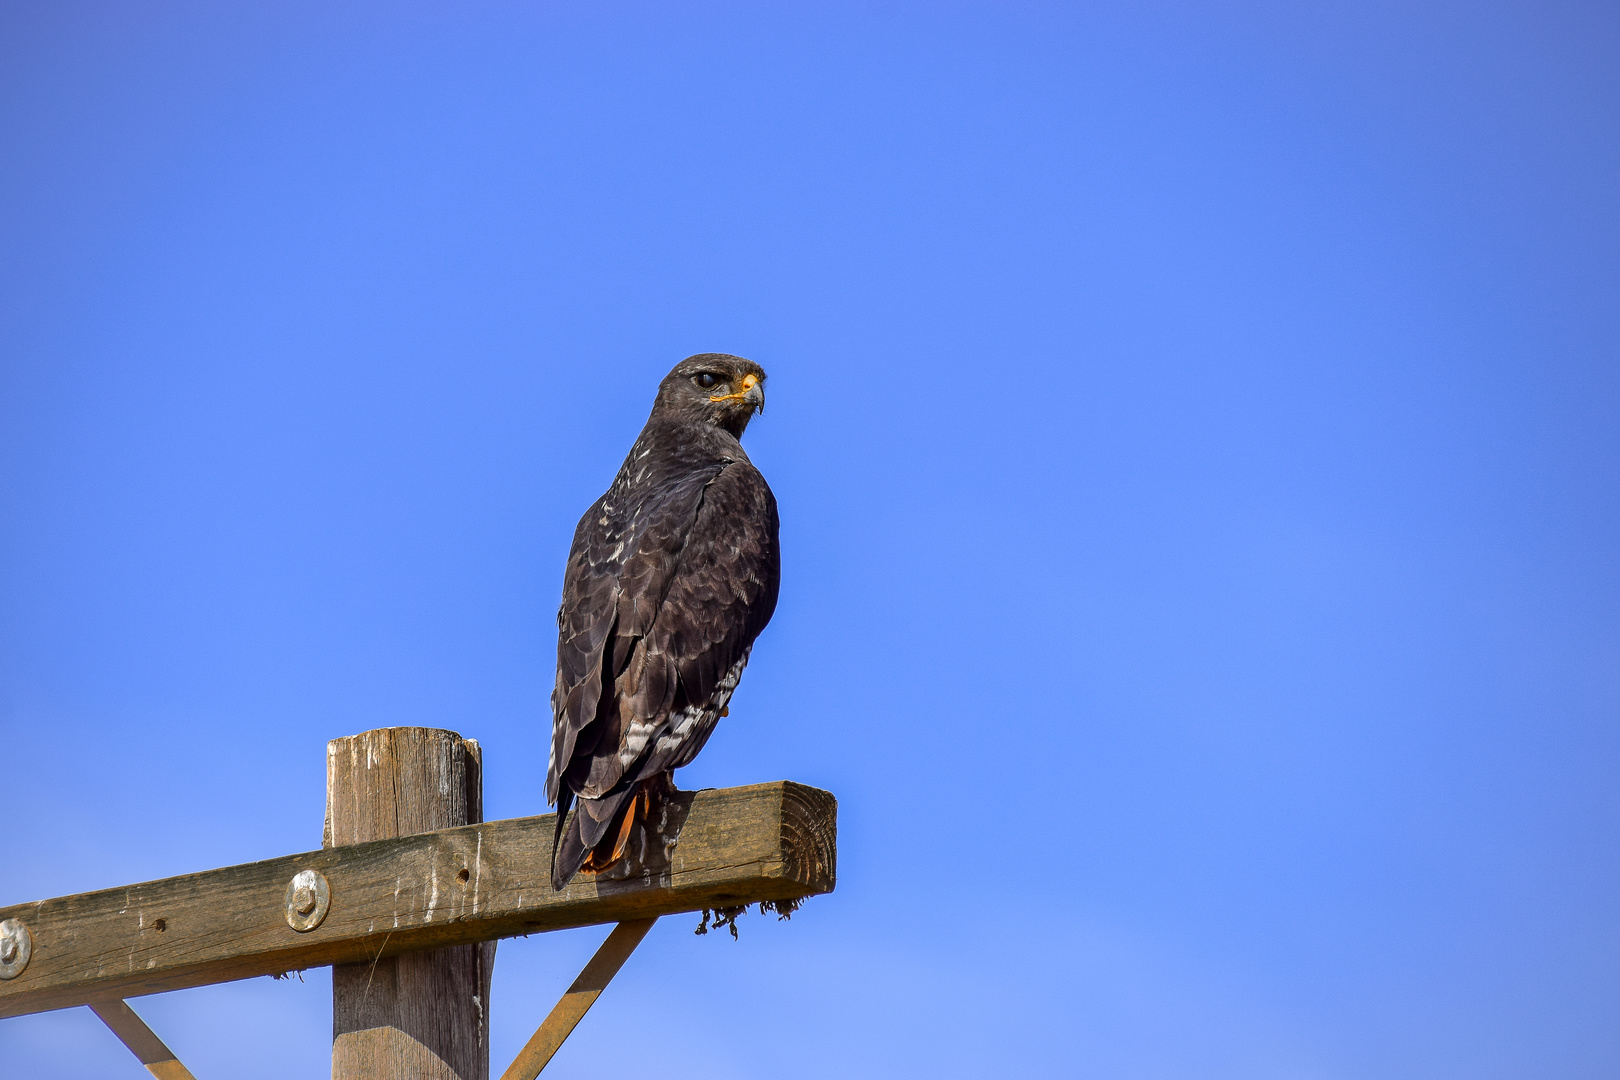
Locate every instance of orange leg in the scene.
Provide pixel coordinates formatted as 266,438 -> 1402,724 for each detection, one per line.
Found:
580,782 -> 651,873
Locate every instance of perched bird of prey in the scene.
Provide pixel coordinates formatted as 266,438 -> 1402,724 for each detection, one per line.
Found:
547,354 -> 780,890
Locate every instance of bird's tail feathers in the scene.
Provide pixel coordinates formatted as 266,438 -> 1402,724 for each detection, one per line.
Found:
551,785 -> 635,890
550,788 -> 575,886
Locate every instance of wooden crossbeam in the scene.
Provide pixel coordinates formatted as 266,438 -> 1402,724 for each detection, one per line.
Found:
0,781 -> 835,1020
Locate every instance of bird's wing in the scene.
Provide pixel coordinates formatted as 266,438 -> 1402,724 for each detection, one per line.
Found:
619,458 -> 780,784
550,458 -> 779,806
546,462 -> 722,805
649,458 -> 779,725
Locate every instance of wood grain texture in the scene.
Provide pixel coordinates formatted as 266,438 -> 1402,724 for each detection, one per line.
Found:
328,728 -> 493,1080
0,780 -> 835,1019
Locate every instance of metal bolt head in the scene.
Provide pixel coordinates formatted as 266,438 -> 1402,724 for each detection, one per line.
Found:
283,869 -> 330,932
0,919 -> 31,980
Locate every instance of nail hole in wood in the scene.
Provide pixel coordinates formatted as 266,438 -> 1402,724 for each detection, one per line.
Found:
457,869 -> 470,883
154,919 -> 167,933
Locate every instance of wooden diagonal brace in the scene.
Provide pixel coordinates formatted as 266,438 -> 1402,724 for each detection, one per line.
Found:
499,919 -> 657,1080
89,998 -> 199,1080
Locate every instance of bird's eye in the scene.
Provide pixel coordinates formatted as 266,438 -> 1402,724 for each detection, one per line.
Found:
693,373 -> 721,390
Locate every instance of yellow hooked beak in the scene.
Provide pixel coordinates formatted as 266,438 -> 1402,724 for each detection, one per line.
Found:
709,373 -> 764,412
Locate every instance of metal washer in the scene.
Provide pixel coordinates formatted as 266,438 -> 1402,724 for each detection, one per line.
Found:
283,869 -> 331,932
0,918 -> 31,980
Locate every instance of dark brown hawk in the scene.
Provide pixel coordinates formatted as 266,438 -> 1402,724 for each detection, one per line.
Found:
547,354 -> 780,889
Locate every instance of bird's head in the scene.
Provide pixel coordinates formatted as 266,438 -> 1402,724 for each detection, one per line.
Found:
653,353 -> 767,439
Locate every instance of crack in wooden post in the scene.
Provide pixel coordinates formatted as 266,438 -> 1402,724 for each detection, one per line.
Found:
498,919 -> 658,1080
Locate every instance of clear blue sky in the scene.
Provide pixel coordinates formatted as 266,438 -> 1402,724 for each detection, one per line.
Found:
2,3 -> 1617,1077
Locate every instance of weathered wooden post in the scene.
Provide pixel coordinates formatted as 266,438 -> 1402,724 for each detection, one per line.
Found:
325,727 -> 496,1080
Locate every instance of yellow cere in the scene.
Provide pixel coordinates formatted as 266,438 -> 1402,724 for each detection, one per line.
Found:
708,373 -> 760,403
